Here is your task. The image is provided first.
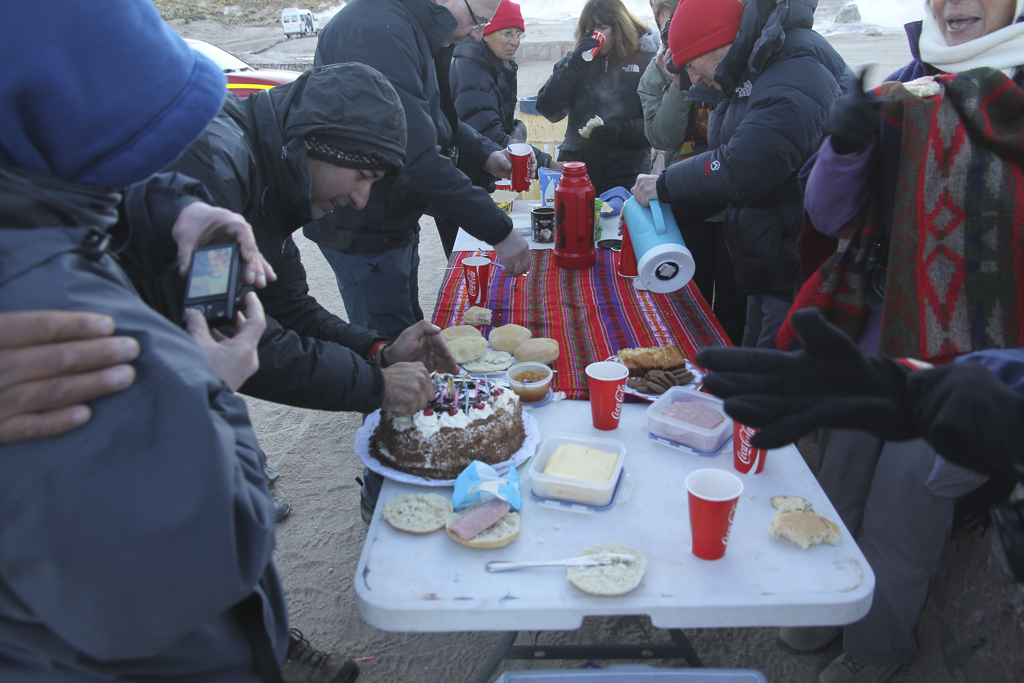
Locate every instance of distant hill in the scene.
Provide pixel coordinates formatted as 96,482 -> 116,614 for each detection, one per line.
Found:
153,1 -> 336,24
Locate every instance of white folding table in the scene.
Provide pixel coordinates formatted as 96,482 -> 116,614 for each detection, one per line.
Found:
354,400 -> 874,680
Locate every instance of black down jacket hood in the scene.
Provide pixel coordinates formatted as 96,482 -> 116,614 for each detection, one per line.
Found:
234,63 -> 407,230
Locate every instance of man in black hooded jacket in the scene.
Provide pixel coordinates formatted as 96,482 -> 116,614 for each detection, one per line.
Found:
120,64 -> 458,419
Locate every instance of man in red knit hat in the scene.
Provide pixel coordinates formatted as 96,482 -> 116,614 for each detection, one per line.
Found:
631,0 -> 851,352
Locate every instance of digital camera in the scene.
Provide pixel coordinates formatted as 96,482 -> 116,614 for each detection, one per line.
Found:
182,243 -> 249,327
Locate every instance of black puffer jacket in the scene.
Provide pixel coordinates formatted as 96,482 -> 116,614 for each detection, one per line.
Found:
660,0 -> 848,300
310,0 -> 513,253
120,66 -> 406,413
450,40 -> 551,168
536,31 -> 659,194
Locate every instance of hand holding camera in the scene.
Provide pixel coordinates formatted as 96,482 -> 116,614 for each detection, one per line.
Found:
173,201 -> 276,289
185,291 -> 266,392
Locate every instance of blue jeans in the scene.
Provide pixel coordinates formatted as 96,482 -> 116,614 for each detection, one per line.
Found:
742,293 -> 792,348
317,235 -> 423,341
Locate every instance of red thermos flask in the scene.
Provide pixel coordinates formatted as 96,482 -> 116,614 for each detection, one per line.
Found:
553,161 -> 596,269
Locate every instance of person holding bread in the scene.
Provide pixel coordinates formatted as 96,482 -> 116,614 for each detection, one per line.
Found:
535,0 -> 658,194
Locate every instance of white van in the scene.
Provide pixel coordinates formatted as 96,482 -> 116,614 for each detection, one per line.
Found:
281,8 -> 318,37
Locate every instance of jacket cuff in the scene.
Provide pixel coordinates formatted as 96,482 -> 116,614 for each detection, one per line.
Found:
656,172 -> 671,204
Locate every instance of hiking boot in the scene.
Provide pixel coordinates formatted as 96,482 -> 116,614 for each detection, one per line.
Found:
281,629 -> 359,683
780,625 -> 842,653
818,652 -> 899,683
269,482 -> 291,523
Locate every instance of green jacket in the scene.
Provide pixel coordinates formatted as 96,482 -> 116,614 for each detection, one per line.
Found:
637,58 -> 695,164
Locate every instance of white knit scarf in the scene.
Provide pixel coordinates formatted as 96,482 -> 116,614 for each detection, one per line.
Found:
918,0 -> 1024,76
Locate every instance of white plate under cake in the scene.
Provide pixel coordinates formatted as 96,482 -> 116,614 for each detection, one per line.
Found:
366,373 -> 530,481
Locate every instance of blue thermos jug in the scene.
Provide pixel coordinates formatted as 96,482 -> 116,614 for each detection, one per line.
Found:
621,198 -> 695,293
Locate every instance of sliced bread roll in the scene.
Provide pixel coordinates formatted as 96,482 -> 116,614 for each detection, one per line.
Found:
449,335 -> 488,364
769,511 -> 841,549
514,337 -> 559,364
441,325 -> 484,342
446,504 -> 520,549
382,493 -> 453,534
489,324 -> 532,353
566,541 -> 646,596
770,495 -> 812,514
463,306 -> 492,326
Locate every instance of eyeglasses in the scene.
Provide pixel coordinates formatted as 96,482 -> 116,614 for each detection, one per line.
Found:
497,28 -> 524,40
463,0 -> 491,30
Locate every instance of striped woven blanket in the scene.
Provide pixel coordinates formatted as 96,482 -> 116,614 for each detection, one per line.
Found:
431,249 -> 730,399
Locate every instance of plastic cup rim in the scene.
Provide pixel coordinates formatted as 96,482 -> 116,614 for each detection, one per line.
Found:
585,361 -> 629,381
507,143 -> 532,156
685,468 -> 743,502
461,256 -> 491,267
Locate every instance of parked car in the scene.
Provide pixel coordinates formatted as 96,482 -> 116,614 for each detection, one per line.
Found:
282,8 -> 318,37
185,39 -> 299,98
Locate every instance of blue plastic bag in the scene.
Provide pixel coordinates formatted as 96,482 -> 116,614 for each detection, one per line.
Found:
451,461 -> 522,511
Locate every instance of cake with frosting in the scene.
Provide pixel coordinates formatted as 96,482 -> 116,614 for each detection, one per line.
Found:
370,373 -> 526,480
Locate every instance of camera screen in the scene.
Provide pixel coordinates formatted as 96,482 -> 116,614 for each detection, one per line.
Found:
187,246 -> 233,298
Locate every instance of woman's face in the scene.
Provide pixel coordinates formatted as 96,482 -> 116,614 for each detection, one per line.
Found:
483,27 -> 524,61
929,0 -> 1016,46
656,8 -> 672,30
596,23 -> 615,54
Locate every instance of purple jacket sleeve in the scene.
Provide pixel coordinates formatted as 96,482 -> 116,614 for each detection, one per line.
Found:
804,136 -> 876,236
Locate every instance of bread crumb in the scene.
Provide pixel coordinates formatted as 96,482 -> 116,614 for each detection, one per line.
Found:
748,492 -> 756,500
554,524 -> 562,530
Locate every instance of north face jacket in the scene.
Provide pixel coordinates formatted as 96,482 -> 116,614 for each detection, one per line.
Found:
309,0 -> 513,253
0,167 -> 287,680
120,66 -> 404,413
660,0 -> 849,300
536,31 -> 659,194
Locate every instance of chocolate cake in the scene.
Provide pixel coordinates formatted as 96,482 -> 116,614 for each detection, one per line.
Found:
370,373 -> 526,480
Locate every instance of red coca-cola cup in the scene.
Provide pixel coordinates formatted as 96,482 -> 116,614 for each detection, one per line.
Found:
585,361 -> 629,430
733,422 -> 768,474
461,256 -> 492,307
581,30 -> 606,62
686,468 -> 743,560
507,143 -> 531,192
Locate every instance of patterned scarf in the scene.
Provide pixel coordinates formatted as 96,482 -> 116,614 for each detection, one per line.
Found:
778,68 -> 1024,364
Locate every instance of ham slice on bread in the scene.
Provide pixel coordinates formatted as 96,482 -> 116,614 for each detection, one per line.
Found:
446,499 -> 519,549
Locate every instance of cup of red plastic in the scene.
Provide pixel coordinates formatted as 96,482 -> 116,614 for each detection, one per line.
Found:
581,30 -> 606,62
507,143 -> 532,192
733,422 -> 768,474
686,468 -> 743,560
585,361 -> 629,430
461,256 -> 492,307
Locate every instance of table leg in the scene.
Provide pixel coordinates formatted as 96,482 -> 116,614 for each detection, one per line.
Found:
472,631 -> 519,683
668,629 -> 704,668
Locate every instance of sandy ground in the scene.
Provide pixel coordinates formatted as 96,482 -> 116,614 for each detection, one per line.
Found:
168,14 -> 965,683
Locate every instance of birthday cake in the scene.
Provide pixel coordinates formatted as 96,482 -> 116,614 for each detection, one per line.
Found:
370,373 -> 526,480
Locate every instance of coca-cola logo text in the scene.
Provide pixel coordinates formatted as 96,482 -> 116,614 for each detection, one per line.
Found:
736,424 -> 757,465
612,383 -> 624,420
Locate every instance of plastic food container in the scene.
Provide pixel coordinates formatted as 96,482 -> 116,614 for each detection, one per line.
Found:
527,433 -> 626,506
507,362 -> 553,403
647,386 -> 732,453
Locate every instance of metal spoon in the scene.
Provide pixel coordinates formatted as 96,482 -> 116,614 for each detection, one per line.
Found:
485,553 -> 636,572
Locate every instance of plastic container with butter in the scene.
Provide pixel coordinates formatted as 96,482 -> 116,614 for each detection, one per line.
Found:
647,386 -> 732,454
526,433 -> 626,507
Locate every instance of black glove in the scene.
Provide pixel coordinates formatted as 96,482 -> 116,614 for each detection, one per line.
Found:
825,67 -> 882,156
570,32 -> 603,66
906,362 -> 1024,482
588,123 -> 619,143
695,308 -> 916,448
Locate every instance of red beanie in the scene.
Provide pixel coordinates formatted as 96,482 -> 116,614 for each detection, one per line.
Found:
669,0 -> 744,69
483,0 -> 525,36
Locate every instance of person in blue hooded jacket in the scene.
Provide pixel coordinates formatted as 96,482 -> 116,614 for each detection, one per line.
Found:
0,2 -> 356,681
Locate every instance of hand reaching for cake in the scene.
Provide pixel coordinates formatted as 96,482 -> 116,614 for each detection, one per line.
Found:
381,362 -> 435,416
384,321 -> 459,374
